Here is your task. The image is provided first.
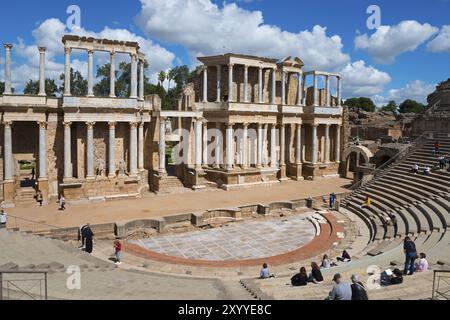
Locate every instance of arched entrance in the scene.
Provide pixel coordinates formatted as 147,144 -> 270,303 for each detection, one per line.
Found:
341,145 -> 373,179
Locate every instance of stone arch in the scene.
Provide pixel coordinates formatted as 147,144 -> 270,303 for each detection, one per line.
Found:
340,145 -> 373,178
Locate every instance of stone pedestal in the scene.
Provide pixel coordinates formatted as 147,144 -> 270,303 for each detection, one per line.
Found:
278,165 -> 288,180
288,163 -> 304,181
3,181 -> 15,207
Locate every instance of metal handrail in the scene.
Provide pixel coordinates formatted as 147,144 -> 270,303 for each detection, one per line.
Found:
432,269 -> 450,300
0,271 -> 48,300
6,214 -> 68,235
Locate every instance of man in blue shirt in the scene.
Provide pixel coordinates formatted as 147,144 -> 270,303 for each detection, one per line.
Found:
327,274 -> 352,300
329,193 -> 336,210
403,237 -> 417,275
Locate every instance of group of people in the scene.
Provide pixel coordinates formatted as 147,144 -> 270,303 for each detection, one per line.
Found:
290,262 -> 324,286
411,163 -> 432,175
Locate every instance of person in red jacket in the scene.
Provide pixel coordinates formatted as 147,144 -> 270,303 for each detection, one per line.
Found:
114,240 -> 122,265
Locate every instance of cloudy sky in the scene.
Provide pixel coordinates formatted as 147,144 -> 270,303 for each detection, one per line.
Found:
0,0 -> 449,106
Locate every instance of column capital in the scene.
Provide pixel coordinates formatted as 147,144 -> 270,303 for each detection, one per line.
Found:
37,121 -> 48,129
108,122 -> 117,129
130,122 -> 139,129
131,53 -> 138,60
228,63 -> 234,68
312,123 -> 319,128
110,50 -> 116,57
138,121 -> 145,128
86,122 -> 96,129
226,123 -> 234,128
160,116 -> 167,122
38,47 -> 46,53
63,121 -> 72,129
242,122 -> 249,128
87,49 -> 94,55
3,43 -> 13,50
64,47 -> 72,55
2,121 -> 13,128
203,65 -> 208,71
257,123 -> 263,129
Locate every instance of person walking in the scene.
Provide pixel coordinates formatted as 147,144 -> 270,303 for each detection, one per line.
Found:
84,224 -> 94,254
329,193 -> 336,210
36,190 -> 44,206
114,240 -> 122,265
403,237 -> 417,275
0,210 -> 7,229
59,195 -> 66,211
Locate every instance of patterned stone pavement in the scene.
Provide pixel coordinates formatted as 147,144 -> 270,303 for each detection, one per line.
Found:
130,216 -> 316,261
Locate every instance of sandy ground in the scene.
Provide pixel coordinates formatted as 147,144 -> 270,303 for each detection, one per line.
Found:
6,178 -> 352,230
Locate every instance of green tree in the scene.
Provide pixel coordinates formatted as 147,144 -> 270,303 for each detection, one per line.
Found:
344,97 -> 376,112
0,81 -> 4,95
23,78 -> 58,96
398,99 -> 426,114
381,100 -> 398,113
158,71 -> 166,87
59,68 -> 88,96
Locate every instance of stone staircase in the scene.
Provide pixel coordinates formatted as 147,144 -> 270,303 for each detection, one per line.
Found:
158,176 -> 188,194
14,187 -> 37,205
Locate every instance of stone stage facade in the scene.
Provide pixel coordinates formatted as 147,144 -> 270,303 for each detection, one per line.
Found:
0,36 -> 345,206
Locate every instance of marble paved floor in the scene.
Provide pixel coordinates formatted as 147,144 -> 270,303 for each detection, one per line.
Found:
130,216 -> 316,261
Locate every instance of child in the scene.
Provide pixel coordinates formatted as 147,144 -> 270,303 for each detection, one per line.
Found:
36,190 -> 44,207
114,240 -> 122,265
416,253 -> 428,272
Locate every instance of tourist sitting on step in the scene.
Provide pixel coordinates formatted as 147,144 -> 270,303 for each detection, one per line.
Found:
411,163 -> 419,174
350,275 -> 369,300
291,267 -> 308,286
0,209 -> 7,229
360,196 -> 372,208
259,263 -> 274,279
380,268 -> 403,286
337,250 -> 351,263
308,262 -> 324,284
423,166 -> 431,176
416,253 -> 429,272
433,141 -> 441,154
325,274 -> 352,300
320,254 -> 337,268
438,156 -> 446,170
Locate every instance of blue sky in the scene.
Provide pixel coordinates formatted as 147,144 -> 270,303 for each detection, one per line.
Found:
0,0 -> 449,105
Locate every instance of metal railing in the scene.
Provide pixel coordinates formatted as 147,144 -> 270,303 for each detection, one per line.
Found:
6,214 -> 69,238
0,271 -> 48,300
432,270 -> 450,300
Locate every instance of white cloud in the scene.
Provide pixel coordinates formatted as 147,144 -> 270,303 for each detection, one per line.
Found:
427,25 -> 450,54
372,80 -> 436,106
137,0 -> 350,70
355,20 -> 438,64
339,60 -> 391,98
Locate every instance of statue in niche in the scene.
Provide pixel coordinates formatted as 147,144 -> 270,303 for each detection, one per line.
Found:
97,159 -> 105,177
165,118 -> 173,135
118,160 -> 127,176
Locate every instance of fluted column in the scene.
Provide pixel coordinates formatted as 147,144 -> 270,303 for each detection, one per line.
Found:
38,122 -> 48,179
243,65 -> 249,103
271,68 -> 277,104
129,122 -> 138,175
202,121 -> 208,166
87,50 -> 94,97
281,71 -> 286,105
258,67 -> 263,103
38,47 -> 46,96
64,48 -> 71,96
335,125 -> 341,163
297,72 -> 303,106
202,66 -> 208,103
228,63 -> 234,102
226,123 -> 234,171
325,75 -> 330,106
270,124 -> 277,168
313,73 -> 318,106
64,122 -> 72,179
280,124 -> 286,167
130,54 -> 138,98
110,51 -> 116,98
86,122 -> 95,178
3,44 -> 13,95
159,118 -> 166,174
257,124 -> 263,168
311,124 -> 318,164
337,76 -> 342,107
301,74 -> 306,105
325,124 -> 331,163
108,122 -> 116,177
242,123 -> 249,169
216,65 -> 222,102
215,123 -> 222,169
139,59 -> 145,100
296,124 -> 302,164
195,118 -> 203,169
138,122 -> 144,170
3,121 -> 13,180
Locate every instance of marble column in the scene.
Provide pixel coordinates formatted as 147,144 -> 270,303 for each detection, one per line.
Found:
313,73 -> 318,106
258,67 -> 264,103
129,122 -> 138,175
228,63 -> 234,102
3,44 -> 13,95
325,75 -> 330,106
159,118 -> 166,174
270,124 -> 277,168
216,65 -> 222,102
63,122 -> 72,179
64,48 -> 71,96
130,54 -> 138,98
335,125 -> 341,163
202,66 -> 208,103
86,122 -> 95,178
38,47 -> 46,96
296,124 -> 302,164
3,122 -> 13,180
301,74 -> 307,105
297,72 -> 303,106
195,118 -> 203,169
108,122 -> 116,177
202,121 -> 208,166
263,124 -> 268,166
281,71 -> 286,105
215,122 -> 222,169
226,123 -> 234,171
242,123 -> 249,169
271,68 -> 277,105
110,51 -> 116,98
311,124 -> 318,164
38,122 -> 48,179
138,122 -> 144,170
139,59 -> 145,100
325,124 -> 331,163
257,124 -> 263,168
243,65 -> 249,103
280,124 -> 286,167
337,76 -> 342,107
87,50 -> 94,97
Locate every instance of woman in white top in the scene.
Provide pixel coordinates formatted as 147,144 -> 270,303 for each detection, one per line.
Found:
416,253 -> 429,272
